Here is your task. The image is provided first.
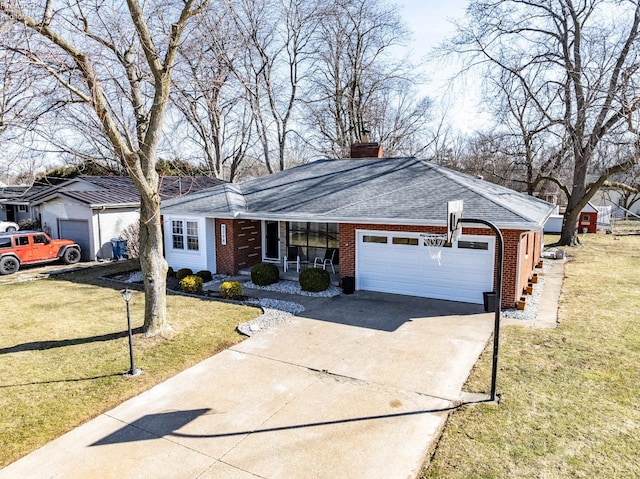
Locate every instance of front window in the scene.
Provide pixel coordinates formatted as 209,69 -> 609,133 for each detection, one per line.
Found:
186,221 -> 199,250
287,222 -> 338,261
171,220 -> 199,251
172,221 -> 184,249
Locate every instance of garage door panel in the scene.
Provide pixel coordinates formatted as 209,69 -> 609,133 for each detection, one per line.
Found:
59,219 -> 91,261
356,231 -> 495,304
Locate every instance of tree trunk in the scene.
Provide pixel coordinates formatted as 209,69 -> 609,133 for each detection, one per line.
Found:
559,205 -> 580,246
138,191 -> 169,336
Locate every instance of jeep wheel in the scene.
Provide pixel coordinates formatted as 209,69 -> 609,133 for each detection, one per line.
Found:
0,256 -> 20,275
5,226 -> 16,232
62,248 -> 81,265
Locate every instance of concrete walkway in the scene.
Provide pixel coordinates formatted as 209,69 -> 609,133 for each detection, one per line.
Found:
1,261 -> 564,479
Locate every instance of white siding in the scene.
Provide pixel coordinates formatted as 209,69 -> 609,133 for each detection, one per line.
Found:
92,208 -> 140,260
41,197 -> 140,260
41,198 -> 92,239
163,215 -> 214,273
205,218 -> 217,273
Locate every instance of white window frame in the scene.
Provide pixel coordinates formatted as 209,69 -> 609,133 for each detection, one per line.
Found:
171,219 -> 199,252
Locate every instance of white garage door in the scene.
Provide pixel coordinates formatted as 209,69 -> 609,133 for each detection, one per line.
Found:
356,231 -> 495,304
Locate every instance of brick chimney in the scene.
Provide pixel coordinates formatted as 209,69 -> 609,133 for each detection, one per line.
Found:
350,131 -> 384,158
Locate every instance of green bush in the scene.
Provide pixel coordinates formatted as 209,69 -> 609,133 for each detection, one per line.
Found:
179,275 -> 203,294
176,268 -> 194,281
196,270 -> 213,282
167,267 -> 175,278
219,281 -> 243,299
251,262 -> 279,286
299,267 -> 330,292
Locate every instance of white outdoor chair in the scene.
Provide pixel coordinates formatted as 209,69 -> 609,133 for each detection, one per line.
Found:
314,248 -> 336,274
283,246 -> 301,272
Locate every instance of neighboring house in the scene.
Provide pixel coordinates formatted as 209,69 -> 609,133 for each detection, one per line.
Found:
544,202 -> 612,234
0,185 -> 49,224
30,176 -> 224,261
161,157 -> 555,308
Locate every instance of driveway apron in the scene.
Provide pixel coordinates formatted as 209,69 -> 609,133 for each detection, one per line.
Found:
0,291 -> 494,479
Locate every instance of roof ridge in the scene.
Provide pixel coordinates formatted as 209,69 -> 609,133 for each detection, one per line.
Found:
223,183 -> 247,213
435,164 -> 542,223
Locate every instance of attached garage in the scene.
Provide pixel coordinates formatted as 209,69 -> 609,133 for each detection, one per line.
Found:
356,230 -> 495,304
59,219 -> 91,261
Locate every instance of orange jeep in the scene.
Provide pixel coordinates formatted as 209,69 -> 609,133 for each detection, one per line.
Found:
0,231 -> 81,275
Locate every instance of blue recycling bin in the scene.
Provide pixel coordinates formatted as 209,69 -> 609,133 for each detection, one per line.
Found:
111,238 -> 126,260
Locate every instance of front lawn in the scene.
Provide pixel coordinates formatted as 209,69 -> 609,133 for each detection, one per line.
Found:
0,261 -> 260,468
422,231 -> 640,477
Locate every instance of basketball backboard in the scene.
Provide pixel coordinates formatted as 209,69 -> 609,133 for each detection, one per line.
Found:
447,200 -> 463,244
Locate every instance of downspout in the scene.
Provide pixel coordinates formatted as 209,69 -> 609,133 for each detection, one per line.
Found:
96,206 -> 106,260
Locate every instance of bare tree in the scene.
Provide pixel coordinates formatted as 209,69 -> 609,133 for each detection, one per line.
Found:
447,0 -> 640,245
172,7 -> 256,180
0,27 -> 62,180
0,1 -> 209,335
225,0 -> 319,173
304,0 -> 426,157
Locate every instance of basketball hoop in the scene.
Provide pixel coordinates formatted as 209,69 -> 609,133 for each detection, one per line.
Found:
421,233 -> 447,265
421,233 -> 447,248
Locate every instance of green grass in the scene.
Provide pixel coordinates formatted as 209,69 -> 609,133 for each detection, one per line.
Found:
0,261 -> 260,467
422,232 -> 640,478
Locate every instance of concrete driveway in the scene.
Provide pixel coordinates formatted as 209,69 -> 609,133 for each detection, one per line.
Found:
0,291 -> 494,479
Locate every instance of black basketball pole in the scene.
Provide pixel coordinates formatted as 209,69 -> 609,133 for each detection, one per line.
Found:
459,218 -> 503,402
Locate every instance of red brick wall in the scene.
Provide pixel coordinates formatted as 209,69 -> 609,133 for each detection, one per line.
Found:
215,219 -> 262,275
515,230 -> 540,300
339,223 -> 539,308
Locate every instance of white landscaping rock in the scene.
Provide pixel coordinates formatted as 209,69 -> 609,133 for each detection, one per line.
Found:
243,280 -> 342,297
237,298 -> 306,336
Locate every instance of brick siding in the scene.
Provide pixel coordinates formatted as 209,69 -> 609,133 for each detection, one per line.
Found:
215,219 -> 262,275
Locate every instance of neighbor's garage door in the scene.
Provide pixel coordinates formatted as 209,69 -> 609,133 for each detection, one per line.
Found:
59,219 -> 91,261
356,231 -> 495,304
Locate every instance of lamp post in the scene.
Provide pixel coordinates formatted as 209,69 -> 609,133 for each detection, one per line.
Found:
120,288 -> 142,377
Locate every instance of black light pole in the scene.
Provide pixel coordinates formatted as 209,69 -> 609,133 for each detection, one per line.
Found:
459,218 -> 503,403
120,288 -> 142,377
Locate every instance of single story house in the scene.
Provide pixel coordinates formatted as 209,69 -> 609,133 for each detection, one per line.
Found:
161,157 -> 555,308
30,176 -> 224,261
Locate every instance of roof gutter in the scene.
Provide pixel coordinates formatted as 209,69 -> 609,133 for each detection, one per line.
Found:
163,209 -> 549,232
90,203 -> 140,209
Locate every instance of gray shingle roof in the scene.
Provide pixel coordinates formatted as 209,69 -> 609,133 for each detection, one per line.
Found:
161,158 -> 555,228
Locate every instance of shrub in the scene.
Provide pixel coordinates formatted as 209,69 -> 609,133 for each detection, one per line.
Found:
299,267 -> 330,292
251,262 -> 279,286
196,270 -> 213,282
167,267 -> 175,278
220,281 -> 243,299
119,222 -> 139,259
176,268 -> 194,281
180,275 -> 203,294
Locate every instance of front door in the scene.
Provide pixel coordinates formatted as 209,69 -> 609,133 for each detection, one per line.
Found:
264,221 -> 280,260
